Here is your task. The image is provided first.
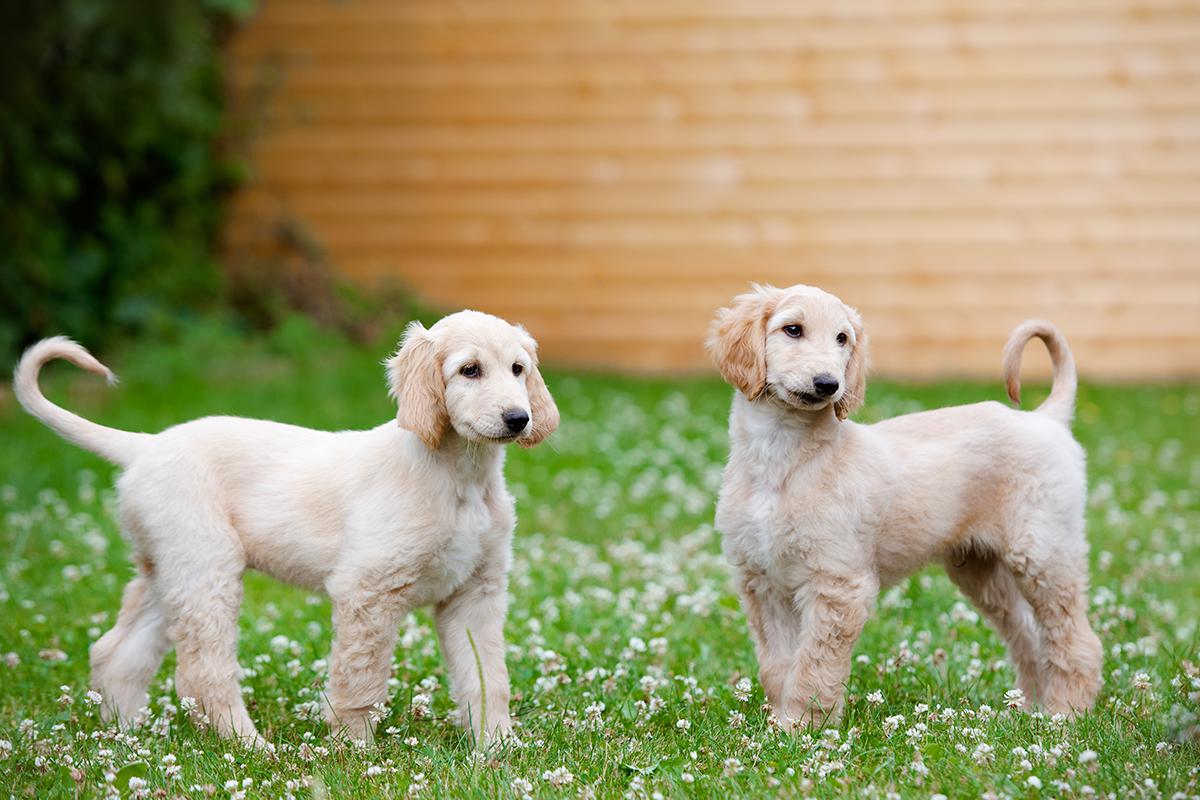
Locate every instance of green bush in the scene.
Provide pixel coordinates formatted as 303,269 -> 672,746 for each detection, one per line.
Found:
0,0 -> 254,364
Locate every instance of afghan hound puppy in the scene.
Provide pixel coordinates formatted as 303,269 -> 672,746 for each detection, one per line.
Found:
15,310 -> 559,748
708,284 -> 1101,729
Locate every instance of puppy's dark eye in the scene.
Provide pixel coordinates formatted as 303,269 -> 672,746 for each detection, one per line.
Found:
783,324 -> 803,338
460,364 -> 481,378
837,332 -> 848,346
512,363 -> 524,376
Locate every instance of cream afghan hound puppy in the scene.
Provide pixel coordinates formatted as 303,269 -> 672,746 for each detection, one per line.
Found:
708,284 -> 1101,729
14,310 -> 559,748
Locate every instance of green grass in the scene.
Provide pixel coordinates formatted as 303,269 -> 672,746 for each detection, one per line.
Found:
1,322 -> 1197,798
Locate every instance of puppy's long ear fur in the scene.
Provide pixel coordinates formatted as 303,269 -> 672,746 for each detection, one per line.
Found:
388,322 -> 449,450
834,306 -> 869,421
518,330 -> 559,448
706,285 -> 780,400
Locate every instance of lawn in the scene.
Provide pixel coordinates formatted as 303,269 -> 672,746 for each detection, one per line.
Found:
1,321 -> 1197,798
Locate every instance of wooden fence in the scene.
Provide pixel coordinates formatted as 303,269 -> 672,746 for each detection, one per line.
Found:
226,0 -> 1200,378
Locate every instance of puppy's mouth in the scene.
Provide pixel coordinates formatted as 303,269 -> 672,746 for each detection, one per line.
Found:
778,387 -> 831,408
469,427 -> 524,444
477,432 -> 520,443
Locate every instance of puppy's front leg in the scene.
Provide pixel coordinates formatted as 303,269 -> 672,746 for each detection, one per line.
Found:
324,586 -> 410,742
434,564 -> 513,749
780,573 -> 877,729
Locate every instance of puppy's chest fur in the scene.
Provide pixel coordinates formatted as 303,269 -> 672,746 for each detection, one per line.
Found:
432,484 -> 509,587
392,481 -> 514,607
717,451 -> 866,590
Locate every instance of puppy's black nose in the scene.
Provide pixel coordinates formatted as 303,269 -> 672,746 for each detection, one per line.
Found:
502,409 -> 530,433
812,374 -> 840,397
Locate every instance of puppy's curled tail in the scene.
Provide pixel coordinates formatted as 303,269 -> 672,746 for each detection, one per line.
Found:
1002,320 -> 1077,425
13,337 -> 150,467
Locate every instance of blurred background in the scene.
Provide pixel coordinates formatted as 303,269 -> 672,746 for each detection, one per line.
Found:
3,0 -> 1199,378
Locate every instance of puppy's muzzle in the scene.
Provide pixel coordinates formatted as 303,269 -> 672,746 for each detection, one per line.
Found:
812,374 -> 840,398
502,409 -> 530,434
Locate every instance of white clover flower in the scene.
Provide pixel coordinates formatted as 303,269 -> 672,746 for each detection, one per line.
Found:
163,752 -> 182,780
681,772 -> 694,784
1133,671 -> 1153,690
675,718 -> 691,730
365,765 -> 384,777
1078,749 -> 1099,764
541,766 -> 574,787
1026,776 -> 1043,789
866,690 -> 884,705
0,739 -> 11,760
883,714 -> 906,736
733,677 -> 752,702
1004,688 -> 1025,709
906,722 -> 927,744
510,777 -> 534,799
410,693 -> 432,719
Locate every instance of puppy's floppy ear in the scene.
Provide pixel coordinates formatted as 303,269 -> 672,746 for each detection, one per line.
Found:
834,306 -> 869,421
517,329 -> 559,448
706,284 -> 780,400
387,321 -> 449,450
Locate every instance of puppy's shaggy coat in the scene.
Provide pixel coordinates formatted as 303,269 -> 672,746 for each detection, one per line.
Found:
14,310 -> 559,747
708,284 -> 1102,728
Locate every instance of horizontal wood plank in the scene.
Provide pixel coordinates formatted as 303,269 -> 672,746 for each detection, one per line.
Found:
225,0 -> 1200,378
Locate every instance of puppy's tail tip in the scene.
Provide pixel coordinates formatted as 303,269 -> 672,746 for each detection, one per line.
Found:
1002,319 -> 1077,425
13,336 -> 148,466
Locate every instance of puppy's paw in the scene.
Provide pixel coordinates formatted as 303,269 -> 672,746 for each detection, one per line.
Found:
779,703 -> 841,732
324,704 -> 376,744
244,733 -> 275,754
474,716 -> 514,751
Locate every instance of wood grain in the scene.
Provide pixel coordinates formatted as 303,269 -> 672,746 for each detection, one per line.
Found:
225,0 -> 1200,378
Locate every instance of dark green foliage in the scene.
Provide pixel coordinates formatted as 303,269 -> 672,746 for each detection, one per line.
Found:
0,0 -> 253,363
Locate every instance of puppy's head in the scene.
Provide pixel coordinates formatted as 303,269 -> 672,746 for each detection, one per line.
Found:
387,311 -> 559,450
707,284 -> 868,420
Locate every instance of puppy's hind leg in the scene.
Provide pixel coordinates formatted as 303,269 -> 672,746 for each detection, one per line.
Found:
151,520 -> 262,746
90,568 -> 170,725
1004,529 -> 1102,716
944,552 -> 1042,706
